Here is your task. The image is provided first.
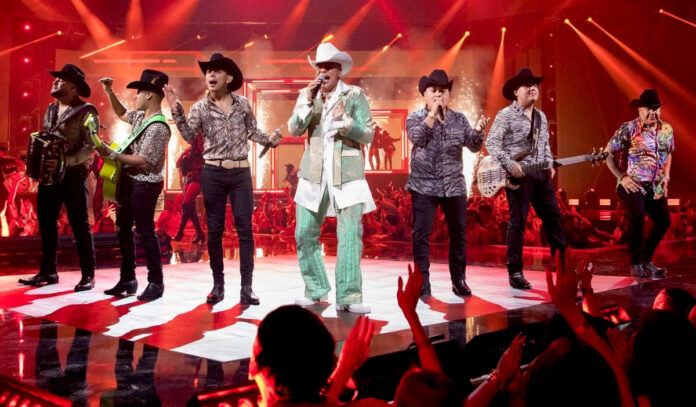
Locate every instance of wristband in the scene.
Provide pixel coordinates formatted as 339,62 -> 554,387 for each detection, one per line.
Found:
109,151 -> 117,161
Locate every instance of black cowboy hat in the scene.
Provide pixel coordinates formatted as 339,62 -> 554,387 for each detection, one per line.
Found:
630,89 -> 665,110
126,69 -> 169,96
47,64 -> 91,98
197,53 -> 243,92
503,68 -> 544,101
418,69 -> 454,95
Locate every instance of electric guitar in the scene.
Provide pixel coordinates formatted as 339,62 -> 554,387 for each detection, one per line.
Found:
84,113 -> 167,202
475,150 -> 607,198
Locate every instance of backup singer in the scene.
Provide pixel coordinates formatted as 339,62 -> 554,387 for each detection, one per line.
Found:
19,64 -> 97,292
165,53 -> 282,305
605,89 -> 673,278
406,69 -> 489,298
97,70 -> 171,301
173,136 -> 205,244
485,68 -> 566,289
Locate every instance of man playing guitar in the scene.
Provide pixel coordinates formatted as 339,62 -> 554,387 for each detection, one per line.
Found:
485,68 -> 566,289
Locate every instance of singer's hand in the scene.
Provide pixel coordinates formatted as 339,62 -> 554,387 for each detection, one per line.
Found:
98,77 -> 114,93
269,126 -> 283,147
333,101 -> 345,121
474,116 -> 491,132
306,77 -> 323,103
510,163 -> 525,178
162,84 -> 181,108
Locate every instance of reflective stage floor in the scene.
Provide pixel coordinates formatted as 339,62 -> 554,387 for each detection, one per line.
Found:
0,239 -> 694,405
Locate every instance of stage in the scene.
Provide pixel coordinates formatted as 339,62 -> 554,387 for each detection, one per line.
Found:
2,239 -> 695,405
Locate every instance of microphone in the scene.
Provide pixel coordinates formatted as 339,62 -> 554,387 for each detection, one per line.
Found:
437,105 -> 444,119
310,74 -> 326,103
259,125 -> 284,158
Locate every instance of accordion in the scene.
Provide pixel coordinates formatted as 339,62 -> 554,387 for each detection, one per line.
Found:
26,131 -> 66,185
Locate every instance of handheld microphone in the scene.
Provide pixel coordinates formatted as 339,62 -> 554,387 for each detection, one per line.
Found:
310,74 -> 326,102
259,125 -> 284,158
437,105 -> 444,119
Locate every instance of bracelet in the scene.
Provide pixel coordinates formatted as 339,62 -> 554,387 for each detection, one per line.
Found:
427,112 -> 436,120
618,173 -> 627,182
487,369 -> 504,391
109,151 -> 117,161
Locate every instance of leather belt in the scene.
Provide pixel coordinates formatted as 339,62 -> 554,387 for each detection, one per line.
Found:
205,159 -> 250,169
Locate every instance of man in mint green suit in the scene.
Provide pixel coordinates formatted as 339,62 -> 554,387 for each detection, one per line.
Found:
287,42 -> 375,314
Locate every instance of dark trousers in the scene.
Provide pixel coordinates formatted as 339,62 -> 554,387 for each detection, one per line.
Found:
411,191 -> 468,284
37,165 -> 95,277
505,171 -> 566,274
201,165 -> 254,286
617,184 -> 670,264
116,176 -> 163,283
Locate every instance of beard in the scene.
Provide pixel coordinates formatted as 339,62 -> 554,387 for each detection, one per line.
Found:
50,88 -> 67,98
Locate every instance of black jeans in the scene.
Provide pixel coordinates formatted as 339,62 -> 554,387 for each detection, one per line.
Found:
201,165 -> 254,286
411,191 -> 468,284
617,183 -> 670,264
116,176 -> 163,283
37,165 -> 95,277
505,171 -> 566,274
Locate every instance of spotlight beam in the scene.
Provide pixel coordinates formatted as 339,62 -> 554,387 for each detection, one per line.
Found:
0,31 -> 61,57
358,33 -> 403,71
275,0 -> 310,48
429,31 -> 469,73
297,34 -> 334,58
589,19 -> 696,106
565,20 -> 644,98
659,9 -> 696,29
333,0 -> 376,49
484,28 -> 507,118
80,39 -> 127,59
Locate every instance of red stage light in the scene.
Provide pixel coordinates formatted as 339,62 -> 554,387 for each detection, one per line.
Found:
23,24 -> 31,31
23,57 -> 29,63
22,92 -> 29,97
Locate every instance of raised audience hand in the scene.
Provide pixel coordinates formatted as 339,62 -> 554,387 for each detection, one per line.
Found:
546,249 -> 582,312
397,264 -> 423,318
497,333 -> 526,384
606,327 -> 629,366
337,315 -> 375,373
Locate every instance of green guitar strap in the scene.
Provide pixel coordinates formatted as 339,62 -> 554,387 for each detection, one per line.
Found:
115,114 -> 168,153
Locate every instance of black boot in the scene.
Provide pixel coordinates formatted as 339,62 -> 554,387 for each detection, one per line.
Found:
104,279 -> 138,296
643,262 -> 666,277
137,282 -> 164,301
452,280 -> 472,298
74,276 -> 95,292
192,231 -> 206,244
509,272 -> 532,289
241,285 -> 260,305
18,273 -> 59,286
207,282 -> 225,305
631,264 -> 649,278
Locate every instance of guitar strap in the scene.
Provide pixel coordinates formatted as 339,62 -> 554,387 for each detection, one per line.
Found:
115,114 -> 168,154
528,108 -> 541,158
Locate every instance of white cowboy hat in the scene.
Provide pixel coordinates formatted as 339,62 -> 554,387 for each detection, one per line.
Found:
308,42 -> 353,75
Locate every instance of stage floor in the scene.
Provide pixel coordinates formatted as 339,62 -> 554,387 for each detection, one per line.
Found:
0,240 -> 694,405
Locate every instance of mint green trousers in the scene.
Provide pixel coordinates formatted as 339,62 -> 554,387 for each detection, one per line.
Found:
295,191 -> 364,306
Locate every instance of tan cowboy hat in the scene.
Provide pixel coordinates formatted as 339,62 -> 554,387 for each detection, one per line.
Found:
308,42 -> 353,75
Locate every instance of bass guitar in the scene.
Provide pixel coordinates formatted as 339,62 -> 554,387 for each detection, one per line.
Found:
475,149 -> 607,198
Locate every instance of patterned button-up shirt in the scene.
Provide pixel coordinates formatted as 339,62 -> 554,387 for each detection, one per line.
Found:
608,117 -> 674,195
42,100 -> 98,167
124,110 -> 171,183
485,101 -> 552,172
172,92 -> 273,161
405,107 -> 484,197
